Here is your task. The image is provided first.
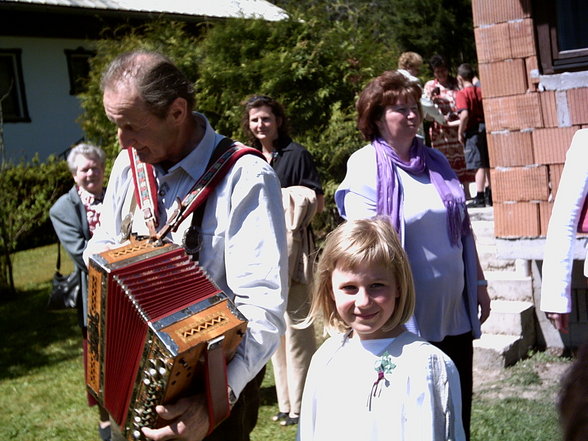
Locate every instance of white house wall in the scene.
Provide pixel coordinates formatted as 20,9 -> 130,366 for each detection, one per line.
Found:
1,36 -> 92,163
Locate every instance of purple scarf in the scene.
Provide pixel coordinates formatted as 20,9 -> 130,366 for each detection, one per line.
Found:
374,137 -> 469,247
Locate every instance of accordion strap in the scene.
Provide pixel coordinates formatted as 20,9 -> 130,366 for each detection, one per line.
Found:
159,142 -> 264,240
127,139 -> 264,241
127,147 -> 159,237
205,336 -> 230,435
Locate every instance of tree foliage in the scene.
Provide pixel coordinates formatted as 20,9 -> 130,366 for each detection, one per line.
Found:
272,0 -> 475,73
75,1 -> 476,235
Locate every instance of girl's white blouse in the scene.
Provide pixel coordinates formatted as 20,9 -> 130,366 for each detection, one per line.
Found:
297,331 -> 465,441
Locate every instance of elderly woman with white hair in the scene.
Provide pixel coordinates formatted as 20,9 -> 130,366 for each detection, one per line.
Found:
49,142 -> 111,441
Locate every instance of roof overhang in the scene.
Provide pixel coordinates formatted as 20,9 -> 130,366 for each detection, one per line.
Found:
0,0 -> 288,39
0,0 -> 288,21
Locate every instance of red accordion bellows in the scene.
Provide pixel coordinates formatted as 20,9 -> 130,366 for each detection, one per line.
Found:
87,238 -> 247,440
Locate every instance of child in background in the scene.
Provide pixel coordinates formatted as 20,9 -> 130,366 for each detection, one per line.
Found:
297,218 -> 465,441
452,63 -> 491,208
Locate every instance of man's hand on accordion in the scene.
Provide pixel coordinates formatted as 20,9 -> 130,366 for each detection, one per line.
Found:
141,394 -> 209,441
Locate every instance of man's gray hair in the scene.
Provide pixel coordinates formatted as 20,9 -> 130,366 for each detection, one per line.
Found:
100,50 -> 195,118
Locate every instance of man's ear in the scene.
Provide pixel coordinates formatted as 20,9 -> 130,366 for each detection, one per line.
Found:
168,97 -> 188,125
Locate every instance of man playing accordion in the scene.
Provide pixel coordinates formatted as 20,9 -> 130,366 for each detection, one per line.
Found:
84,50 -> 288,441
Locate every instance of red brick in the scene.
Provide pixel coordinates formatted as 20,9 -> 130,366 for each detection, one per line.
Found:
494,201 -> 540,237
538,91 -> 558,128
491,165 -> 549,202
475,24 -> 511,63
525,56 -> 539,89
567,88 -> 588,125
539,201 -> 553,236
487,131 -> 534,167
479,60 -> 528,98
484,94 -> 543,131
532,127 -> 578,164
472,0 -> 531,26
509,19 -> 536,59
549,163 -> 564,199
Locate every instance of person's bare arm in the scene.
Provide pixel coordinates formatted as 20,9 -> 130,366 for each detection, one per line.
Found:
456,109 -> 469,145
545,312 -> 570,333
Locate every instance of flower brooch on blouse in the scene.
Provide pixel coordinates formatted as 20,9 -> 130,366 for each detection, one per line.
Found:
367,351 -> 396,411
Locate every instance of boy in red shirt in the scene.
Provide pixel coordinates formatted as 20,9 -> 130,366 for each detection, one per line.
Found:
451,63 -> 491,208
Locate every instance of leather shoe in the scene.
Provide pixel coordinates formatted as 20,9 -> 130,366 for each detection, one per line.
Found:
272,412 -> 288,423
467,198 -> 486,208
280,416 -> 299,426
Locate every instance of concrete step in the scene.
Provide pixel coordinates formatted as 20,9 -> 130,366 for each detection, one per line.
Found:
471,219 -> 495,246
469,203 -> 537,368
477,244 -> 516,272
486,271 -> 533,302
473,333 -> 532,369
481,300 -> 535,337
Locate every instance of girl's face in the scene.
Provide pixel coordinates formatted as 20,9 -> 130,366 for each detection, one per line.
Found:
248,105 -> 280,145
331,261 -> 403,340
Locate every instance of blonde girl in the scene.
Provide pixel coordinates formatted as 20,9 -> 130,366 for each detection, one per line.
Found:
297,217 -> 465,441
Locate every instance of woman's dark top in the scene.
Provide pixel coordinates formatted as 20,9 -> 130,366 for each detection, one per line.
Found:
269,136 -> 323,193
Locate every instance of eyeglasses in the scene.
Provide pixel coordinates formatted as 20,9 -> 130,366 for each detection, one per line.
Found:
388,104 -> 419,115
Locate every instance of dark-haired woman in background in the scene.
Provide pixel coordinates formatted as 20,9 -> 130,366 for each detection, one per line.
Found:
242,95 -> 323,427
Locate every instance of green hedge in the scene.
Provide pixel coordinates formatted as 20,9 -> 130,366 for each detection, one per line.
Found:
0,156 -> 71,291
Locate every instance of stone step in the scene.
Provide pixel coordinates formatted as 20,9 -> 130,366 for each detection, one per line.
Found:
481,300 -> 535,338
477,244 -> 516,272
486,271 -> 533,302
473,333 -> 532,369
471,220 -> 496,246
469,203 -> 536,368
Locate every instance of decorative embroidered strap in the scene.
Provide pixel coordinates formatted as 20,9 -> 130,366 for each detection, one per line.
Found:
156,144 -> 263,240
127,147 -> 159,237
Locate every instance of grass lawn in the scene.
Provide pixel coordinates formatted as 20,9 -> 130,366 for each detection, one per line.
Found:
0,244 -> 572,441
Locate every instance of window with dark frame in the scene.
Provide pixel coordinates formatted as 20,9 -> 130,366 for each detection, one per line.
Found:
64,48 -> 95,95
0,49 -> 31,123
534,0 -> 588,74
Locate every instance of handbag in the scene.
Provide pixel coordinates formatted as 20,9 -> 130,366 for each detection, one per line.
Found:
47,243 -> 80,310
578,196 -> 588,234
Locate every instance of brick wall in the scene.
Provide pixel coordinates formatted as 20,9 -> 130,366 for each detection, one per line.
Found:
472,0 -> 586,238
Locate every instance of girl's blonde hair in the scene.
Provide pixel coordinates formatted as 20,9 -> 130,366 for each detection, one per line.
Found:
308,217 -> 416,334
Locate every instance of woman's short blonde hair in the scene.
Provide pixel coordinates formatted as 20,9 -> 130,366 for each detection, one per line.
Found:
307,217 -> 416,335
398,51 -> 423,72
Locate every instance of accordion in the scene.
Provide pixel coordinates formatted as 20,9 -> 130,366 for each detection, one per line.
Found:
86,238 -> 247,440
